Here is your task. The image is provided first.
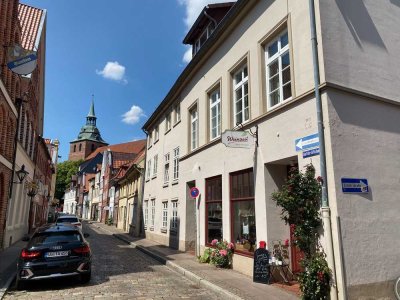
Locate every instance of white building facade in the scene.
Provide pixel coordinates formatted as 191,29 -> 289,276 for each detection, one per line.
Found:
63,188 -> 76,215
142,1 -> 400,299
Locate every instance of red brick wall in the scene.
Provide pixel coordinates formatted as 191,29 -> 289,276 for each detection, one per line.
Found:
69,141 -> 105,161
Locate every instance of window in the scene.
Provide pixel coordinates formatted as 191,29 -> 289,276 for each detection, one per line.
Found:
206,176 -> 222,245
194,23 -> 216,55
144,200 -> 149,228
190,106 -> 198,150
73,145 -> 76,152
146,159 -> 152,180
171,201 -> 178,230
174,103 -> 181,124
230,169 -> 256,255
151,199 -> 155,227
266,31 -> 291,108
164,153 -> 170,184
153,155 -> 158,177
162,201 -> 168,228
209,88 -> 221,140
154,125 -> 159,142
79,144 -> 82,151
173,147 -> 179,180
148,132 -> 152,148
165,113 -> 171,132
233,65 -> 249,125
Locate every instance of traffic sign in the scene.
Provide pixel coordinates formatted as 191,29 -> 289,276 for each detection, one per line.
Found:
303,147 -> 320,158
190,187 -> 199,198
295,133 -> 319,152
7,44 -> 37,75
341,178 -> 369,193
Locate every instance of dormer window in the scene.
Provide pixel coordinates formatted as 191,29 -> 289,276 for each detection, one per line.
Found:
193,22 -> 216,55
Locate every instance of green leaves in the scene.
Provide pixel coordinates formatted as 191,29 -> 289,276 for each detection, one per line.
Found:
271,164 -> 330,298
55,159 -> 83,200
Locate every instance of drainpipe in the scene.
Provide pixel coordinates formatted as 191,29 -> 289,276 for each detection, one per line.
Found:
140,129 -> 149,237
308,1 -> 338,299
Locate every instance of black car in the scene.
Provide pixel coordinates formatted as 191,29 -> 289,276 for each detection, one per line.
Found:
16,224 -> 91,289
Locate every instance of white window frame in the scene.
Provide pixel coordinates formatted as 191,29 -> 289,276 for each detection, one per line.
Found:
175,103 -> 181,124
151,199 -> 155,227
265,30 -> 291,109
233,65 -> 249,125
171,200 -> 178,230
152,154 -> 158,178
154,125 -> 159,142
165,113 -> 171,132
148,132 -> 152,148
146,159 -> 152,180
209,88 -> 221,140
164,153 -> 170,184
190,106 -> 198,150
173,147 -> 179,181
144,200 -> 149,228
162,201 -> 168,228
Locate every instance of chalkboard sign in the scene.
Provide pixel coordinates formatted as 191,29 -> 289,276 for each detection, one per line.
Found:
253,248 -> 270,284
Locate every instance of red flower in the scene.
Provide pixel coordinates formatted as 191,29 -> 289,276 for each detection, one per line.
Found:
317,176 -> 323,184
317,271 -> 324,281
284,239 -> 289,247
290,224 -> 296,231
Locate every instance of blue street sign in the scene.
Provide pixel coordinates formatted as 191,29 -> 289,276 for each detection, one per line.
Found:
190,187 -> 199,198
303,147 -> 320,158
295,133 -> 319,152
341,178 -> 369,193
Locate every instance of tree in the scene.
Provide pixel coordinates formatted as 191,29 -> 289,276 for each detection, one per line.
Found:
55,160 -> 83,201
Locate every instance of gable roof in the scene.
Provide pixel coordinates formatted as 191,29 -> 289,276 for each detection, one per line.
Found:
18,3 -> 46,51
85,139 -> 146,161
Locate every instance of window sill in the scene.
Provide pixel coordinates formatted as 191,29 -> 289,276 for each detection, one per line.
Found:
151,175 -> 157,179
149,226 -> 154,231
165,128 -> 171,135
144,225 -> 147,230
173,120 -> 181,128
163,182 -> 169,188
170,229 -> 178,235
154,139 -> 159,145
145,179 -> 150,182
172,180 -> 179,185
161,228 -> 167,233
148,145 -> 152,150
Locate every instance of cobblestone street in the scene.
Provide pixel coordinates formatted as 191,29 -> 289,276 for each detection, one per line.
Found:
4,223 -> 219,300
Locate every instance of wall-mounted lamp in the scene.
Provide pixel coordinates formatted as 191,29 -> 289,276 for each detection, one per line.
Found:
27,182 -> 38,198
14,165 -> 29,184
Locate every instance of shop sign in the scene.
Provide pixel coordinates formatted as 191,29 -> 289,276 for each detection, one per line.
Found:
221,130 -> 254,149
7,44 -> 37,75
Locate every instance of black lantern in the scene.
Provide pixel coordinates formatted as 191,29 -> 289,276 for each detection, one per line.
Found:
15,165 -> 29,183
27,181 -> 38,198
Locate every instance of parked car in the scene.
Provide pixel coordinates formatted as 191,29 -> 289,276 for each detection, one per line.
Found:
56,215 -> 82,231
16,224 -> 91,289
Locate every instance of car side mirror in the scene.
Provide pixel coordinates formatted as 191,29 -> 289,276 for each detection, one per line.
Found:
83,233 -> 90,238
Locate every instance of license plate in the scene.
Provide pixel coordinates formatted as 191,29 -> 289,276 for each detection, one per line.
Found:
45,251 -> 69,257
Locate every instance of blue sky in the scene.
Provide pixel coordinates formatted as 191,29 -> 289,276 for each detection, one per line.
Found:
22,0 -> 228,161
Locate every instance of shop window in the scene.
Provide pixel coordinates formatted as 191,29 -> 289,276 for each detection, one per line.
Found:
205,176 -> 222,245
230,169 -> 256,255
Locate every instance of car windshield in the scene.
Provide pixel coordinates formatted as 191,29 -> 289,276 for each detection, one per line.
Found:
30,231 -> 82,246
57,217 -> 79,223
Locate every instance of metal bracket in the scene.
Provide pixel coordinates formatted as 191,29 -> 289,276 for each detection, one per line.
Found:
234,122 -> 259,147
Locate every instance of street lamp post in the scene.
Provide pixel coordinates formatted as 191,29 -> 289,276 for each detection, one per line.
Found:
27,181 -> 38,233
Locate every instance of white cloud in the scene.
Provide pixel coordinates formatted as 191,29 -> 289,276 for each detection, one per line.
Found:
96,61 -> 127,83
122,105 -> 146,125
183,46 -> 192,63
178,0 -> 235,63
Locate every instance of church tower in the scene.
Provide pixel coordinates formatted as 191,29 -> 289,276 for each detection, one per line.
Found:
68,99 -> 108,161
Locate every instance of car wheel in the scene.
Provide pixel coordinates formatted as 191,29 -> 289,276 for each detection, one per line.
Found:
81,272 -> 91,284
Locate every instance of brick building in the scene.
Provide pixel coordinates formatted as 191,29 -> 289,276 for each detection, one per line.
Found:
1,1 -> 48,249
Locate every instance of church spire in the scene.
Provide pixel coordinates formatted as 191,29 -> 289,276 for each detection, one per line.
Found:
86,95 -> 97,126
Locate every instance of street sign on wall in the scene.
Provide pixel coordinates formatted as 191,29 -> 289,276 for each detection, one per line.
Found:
190,187 -> 199,198
303,147 -> 320,158
341,178 -> 369,193
7,44 -> 37,75
295,133 -> 319,152
221,130 -> 254,149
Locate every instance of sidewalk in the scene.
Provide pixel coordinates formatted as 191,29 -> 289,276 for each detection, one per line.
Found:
0,239 -> 27,299
90,221 -> 299,300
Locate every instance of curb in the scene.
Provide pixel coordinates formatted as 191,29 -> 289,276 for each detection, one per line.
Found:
0,261 -> 17,300
95,225 -> 242,300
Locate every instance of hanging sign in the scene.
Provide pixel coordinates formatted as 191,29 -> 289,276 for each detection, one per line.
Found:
221,130 -> 254,149
7,44 -> 38,75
